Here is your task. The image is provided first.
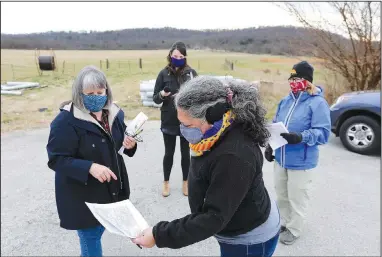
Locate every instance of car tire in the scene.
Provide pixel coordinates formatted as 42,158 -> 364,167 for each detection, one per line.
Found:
339,115 -> 381,155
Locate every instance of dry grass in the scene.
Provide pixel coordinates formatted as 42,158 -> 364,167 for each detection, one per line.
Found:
1,49 -> 329,133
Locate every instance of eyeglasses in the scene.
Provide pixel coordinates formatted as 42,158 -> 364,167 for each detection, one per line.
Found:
288,78 -> 304,83
125,129 -> 143,143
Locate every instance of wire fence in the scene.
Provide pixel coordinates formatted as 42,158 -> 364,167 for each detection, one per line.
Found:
1,57 -> 270,84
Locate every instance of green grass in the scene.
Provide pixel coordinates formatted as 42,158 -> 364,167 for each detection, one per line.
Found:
1,49 -> 329,133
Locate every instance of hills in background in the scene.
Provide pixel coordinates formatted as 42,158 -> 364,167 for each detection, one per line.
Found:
1,26 -> 347,56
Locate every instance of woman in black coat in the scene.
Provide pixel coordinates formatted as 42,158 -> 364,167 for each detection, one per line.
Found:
153,41 -> 198,197
46,65 -> 138,257
134,76 -> 280,257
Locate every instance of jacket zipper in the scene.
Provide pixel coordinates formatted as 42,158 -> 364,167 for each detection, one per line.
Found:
74,109 -> 123,190
111,137 -> 122,190
304,144 -> 308,161
281,93 -> 302,168
108,114 -> 123,190
87,114 -> 123,190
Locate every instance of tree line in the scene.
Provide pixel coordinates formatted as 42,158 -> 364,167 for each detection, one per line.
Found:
1,26 -> 349,57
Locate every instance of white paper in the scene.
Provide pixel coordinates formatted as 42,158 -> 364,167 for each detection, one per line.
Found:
118,112 -> 148,155
267,122 -> 289,150
85,199 -> 150,238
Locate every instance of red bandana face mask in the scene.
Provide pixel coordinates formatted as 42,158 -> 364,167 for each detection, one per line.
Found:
289,78 -> 307,93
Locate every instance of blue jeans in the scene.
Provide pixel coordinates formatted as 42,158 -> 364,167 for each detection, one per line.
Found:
219,233 -> 279,257
77,225 -> 105,257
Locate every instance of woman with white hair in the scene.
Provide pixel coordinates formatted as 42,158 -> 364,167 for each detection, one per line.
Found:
46,65 -> 138,256
264,61 -> 331,245
133,76 -> 281,257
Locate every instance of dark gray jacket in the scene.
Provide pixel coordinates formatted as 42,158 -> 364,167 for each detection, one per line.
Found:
153,65 -> 198,135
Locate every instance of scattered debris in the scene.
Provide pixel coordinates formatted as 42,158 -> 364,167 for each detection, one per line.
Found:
1,81 -> 42,96
262,69 -> 271,74
6,81 -> 36,86
2,82 -> 40,91
1,90 -> 23,96
38,108 -> 48,112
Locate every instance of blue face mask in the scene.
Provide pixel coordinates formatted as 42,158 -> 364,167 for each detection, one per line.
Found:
180,124 -> 204,144
82,94 -> 107,112
171,57 -> 185,67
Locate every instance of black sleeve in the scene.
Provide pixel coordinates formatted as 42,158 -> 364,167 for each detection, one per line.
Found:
123,144 -> 137,157
152,154 -> 255,249
153,70 -> 168,104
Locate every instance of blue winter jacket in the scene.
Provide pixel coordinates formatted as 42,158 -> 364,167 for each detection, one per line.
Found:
273,87 -> 331,170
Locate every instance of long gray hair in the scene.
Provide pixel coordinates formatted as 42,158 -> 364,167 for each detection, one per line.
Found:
174,76 -> 270,146
63,65 -> 113,112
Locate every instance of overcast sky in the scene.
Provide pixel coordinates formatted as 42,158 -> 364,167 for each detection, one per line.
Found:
1,2 -> 310,34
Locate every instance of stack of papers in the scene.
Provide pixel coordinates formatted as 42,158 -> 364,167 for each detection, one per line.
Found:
85,199 -> 149,238
266,122 -> 289,150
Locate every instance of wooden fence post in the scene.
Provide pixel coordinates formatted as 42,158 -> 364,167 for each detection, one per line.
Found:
11,65 -> 15,80
106,59 -> 109,70
62,61 -> 65,74
139,58 -> 142,69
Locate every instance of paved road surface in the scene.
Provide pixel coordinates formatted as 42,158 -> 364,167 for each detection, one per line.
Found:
1,121 -> 380,256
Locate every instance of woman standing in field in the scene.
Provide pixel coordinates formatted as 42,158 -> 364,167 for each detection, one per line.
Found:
264,61 -> 331,245
153,41 -> 198,197
46,65 -> 138,256
133,76 -> 280,257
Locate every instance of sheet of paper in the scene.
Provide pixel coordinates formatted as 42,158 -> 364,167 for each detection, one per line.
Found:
118,112 -> 148,155
267,122 -> 289,150
85,199 -> 150,238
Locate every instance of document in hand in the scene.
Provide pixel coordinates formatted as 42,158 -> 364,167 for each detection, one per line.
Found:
266,122 -> 289,150
118,112 -> 148,155
85,199 -> 150,238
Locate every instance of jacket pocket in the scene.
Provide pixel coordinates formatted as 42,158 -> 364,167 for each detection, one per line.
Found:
163,77 -> 174,93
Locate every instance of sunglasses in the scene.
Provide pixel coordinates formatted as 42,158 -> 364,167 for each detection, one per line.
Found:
125,129 -> 144,143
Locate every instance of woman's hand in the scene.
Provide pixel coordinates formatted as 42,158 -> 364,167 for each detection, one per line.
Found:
132,227 -> 155,248
264,145 -> 274,162
160,90 -> 171,97
280,132 -> 303,144
89,163 -> 117,183
123,136 -> 136,149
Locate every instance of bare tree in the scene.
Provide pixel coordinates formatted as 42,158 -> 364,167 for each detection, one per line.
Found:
280,2 -> 381,91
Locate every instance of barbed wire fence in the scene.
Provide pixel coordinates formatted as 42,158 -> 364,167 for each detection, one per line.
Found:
1,57 -> 278,85
1,58 -> 176,83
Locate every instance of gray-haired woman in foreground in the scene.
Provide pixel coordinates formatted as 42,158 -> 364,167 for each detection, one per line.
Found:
46,65 -> 137,256
133,76 -> 280,257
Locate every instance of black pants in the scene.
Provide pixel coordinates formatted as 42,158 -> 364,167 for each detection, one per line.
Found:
162,133 -> 190,181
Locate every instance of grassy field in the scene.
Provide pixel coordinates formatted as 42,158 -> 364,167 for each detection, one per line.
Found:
1,49 -> 330,133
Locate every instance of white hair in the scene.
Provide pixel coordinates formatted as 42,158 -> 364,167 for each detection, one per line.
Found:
71,65 -> 113,112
